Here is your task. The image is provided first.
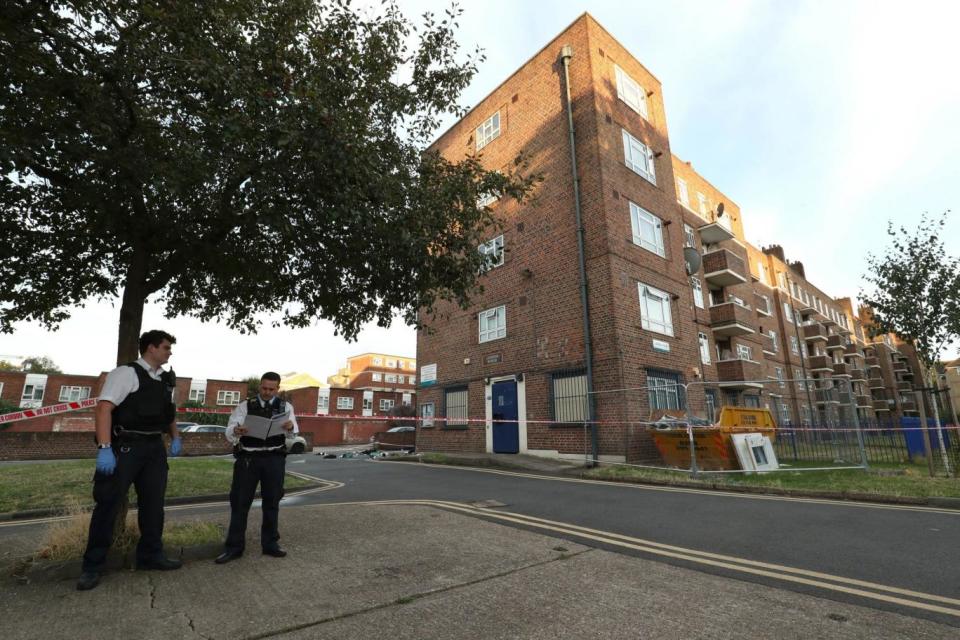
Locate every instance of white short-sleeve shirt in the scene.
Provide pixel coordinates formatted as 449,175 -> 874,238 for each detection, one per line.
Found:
99,358 -> 176,406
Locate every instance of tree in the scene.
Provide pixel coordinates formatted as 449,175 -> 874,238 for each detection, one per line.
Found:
21,356 -> 63,374
861,212 -> 960,372
0,360 -> 19,372
0,1 -> 536,366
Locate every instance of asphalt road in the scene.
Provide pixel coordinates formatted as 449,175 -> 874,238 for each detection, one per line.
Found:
5,453 -> 960,626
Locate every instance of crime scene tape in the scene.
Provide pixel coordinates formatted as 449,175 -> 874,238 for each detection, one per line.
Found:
0,398 -> 99,425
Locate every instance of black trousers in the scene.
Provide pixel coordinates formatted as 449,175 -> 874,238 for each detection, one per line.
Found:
224,453 -> 285,553
82,437 -> 168,572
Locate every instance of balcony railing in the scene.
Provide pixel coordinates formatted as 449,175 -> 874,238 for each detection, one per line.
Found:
832,362 -> 851,377
826,335 -> 845,351
709,302 -> 755,337
897,380 -> 912,392
856,395 -> 873,409
716,358 -> 764,389
849,368 -> 866,381
698,220 -> 735,244
702,249 -> 748,289
814,388 -> 840,404
868,376 -> 885,389
872,399 -> 890,412
844,344 -> 864,359
807,355 -> 833,372
802,323 -> 828,342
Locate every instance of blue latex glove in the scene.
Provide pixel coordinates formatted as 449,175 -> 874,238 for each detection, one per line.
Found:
96,447 -> 116,474
169,437 -> 182,457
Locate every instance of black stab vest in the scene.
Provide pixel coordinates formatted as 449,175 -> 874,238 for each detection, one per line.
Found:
239,396 -> 288,450
111,363 -> 176,432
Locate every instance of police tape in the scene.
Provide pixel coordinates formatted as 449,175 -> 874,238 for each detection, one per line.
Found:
1,397 -> 958,433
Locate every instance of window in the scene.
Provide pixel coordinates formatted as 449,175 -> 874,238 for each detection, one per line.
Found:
691,277 -> 704,309
444,387 -> 468,427
58,386 -> 91,402
21,384 -> 44,404
379,399 -> 394,412
408,376 -> 416,385
780,402 -> 792,426
476,191 -> 498,208
479,234 -> 505,270
683,223 -> 696,248
317,389 -> 330,414
768,330 -> 778,353
698,332 -> 711,364
614,64 -> 648,118
647,370 -> 684,411
372,357 -> 382,366
188,388 -> 206,404
795,368 -> 805,391
479,305 -> 506,343
362,396 -> 373,413
638,283 -> 673,336
420,402 -> 435,428
783,301 -> 793,323
552,370 -> 588,423
337,396 -> 354,410
372,373 -> 382,382
386,359 -> 396,368
697,192 -> 709,217
629,202 -> 665,257
476,111 -> 500,150
777,272 -> 787,290
756,260 -> 768,285
385,374 -> 397,383
217,390 -> 241,406
756,294 -> 770,315
677,178 -> 690,206
736,344 -> 753,361
775,367 -> 785,388
621,129 -> 657,184
790,335 -> 800,355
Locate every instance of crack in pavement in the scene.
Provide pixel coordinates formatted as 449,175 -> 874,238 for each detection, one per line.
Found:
240,548 -> 594,640
148,574 -> 157,610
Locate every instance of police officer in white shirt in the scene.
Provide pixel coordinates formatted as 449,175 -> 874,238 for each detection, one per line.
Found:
215,372 -> 298,563
77,330 -> 183,591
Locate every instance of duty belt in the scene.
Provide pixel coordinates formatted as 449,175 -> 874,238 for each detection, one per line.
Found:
113,426 -> 164,441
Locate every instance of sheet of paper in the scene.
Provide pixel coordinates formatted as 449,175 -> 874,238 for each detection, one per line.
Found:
242,413 -> 288,439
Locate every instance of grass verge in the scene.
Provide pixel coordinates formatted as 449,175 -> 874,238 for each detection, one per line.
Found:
0,457 -> 314,514
583,461 -> 960,499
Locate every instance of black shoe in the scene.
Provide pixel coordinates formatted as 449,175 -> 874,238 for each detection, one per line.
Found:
215,551 -> 243,564
262,547 -> 287,558
76,571 -> 101,591
137,557 -> 182,571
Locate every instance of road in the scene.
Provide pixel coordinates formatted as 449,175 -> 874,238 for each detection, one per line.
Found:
4,453 -> 960,626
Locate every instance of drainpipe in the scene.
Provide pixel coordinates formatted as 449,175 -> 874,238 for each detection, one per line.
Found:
560,44 -> 599,467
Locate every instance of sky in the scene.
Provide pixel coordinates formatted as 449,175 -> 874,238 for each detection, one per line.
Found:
2,0 -> 958,378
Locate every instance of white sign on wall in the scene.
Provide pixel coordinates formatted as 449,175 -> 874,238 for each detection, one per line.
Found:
420,363 -> 437,387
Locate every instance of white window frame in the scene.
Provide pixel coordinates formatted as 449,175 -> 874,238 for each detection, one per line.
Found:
757,294 -> 770,315
372,357 -> 382,366
698,332 -> 711,364
677,178 -> 690,207
621,129 -> 657,184
372,373 -> 382,382
784,301 -> 794,323
683,223 -> 696,248
691,276 -> 704,309
216,390 -> 241,406
476,111 -> 501,150
768,330 -> 779,353
408,376 -> 416,385
795,368 -> 806,391
479,305 -> 507,343
775,367 -> 785,388
386,359 -> 396,368
697,192 -> 709,217
629,202 -> 665,257
385,374 -> 398,383
638,283 -> 674,336
317,389 -> 330,414
614,64 -> 648,118
58,386 -> 91,402
790,335 -> 801,355
188,388 -> 206,404
736,344 -> 754,361
21,384 -> 44,403
479,234 -> 505,271
337,396 -> 354,410
420,402 -> 435,428
379,399 -> 394,412
476,191 -> 498,208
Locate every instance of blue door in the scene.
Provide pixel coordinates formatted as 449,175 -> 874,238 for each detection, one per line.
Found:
492,380 -> 519,453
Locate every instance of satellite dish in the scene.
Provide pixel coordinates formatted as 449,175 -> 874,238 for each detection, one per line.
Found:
716,202 -> 725,217
683,246 -> 702,275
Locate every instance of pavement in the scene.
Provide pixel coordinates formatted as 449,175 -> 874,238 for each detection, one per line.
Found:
2,498 -> 958,639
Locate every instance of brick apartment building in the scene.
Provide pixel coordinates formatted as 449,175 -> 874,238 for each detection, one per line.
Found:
0,370 -> 246,432
414,13 -> 928,463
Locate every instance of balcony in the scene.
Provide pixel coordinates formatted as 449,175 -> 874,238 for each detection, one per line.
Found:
832,362 -> 851,377
698,220 -> 735,245
754,294 -> 772,317
897,380 -> 913,392
798,300 -> 817,315
802,323 -> 828,343
709,302 -> 756,337
901,400 -> 918,413
865,357 -> 881,370
826,335 -> 845,351
807,355 -> 834,372
814,388 -> 840,404
844,344 -> 864,359
872,399 -> 890,412
716,358 -> 764,389
868,376 -> 885,389
702,249 -> 748,289
856,395 -> 873,409
760,332 -> 778,355
850,368 -> 866,381
892,361 -> 908,373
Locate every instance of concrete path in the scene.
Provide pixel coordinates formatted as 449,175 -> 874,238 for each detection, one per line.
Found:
1,502 -> 956,639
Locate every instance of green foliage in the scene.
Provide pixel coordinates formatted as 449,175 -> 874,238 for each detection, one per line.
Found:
179,400 -> 229,426
0,360 -> 19,371
861,212 -> 960,370
20,356 -> 62,374
0,1 -> 537,353
241,376 -> 261,398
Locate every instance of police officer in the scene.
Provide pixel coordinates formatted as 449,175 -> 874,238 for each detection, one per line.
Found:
77,330 -> 183,591
215,372 -> 298,563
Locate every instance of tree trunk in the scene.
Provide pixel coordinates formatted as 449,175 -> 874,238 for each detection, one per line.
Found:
113,248 -> 150,541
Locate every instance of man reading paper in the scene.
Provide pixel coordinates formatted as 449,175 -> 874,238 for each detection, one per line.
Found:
215,372 -> 299,564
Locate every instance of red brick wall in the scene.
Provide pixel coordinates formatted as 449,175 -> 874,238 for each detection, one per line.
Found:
0,372 -> 25,405
206,379 -> 247,408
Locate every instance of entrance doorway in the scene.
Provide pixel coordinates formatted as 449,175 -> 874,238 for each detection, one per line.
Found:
492,380 -> 519,453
